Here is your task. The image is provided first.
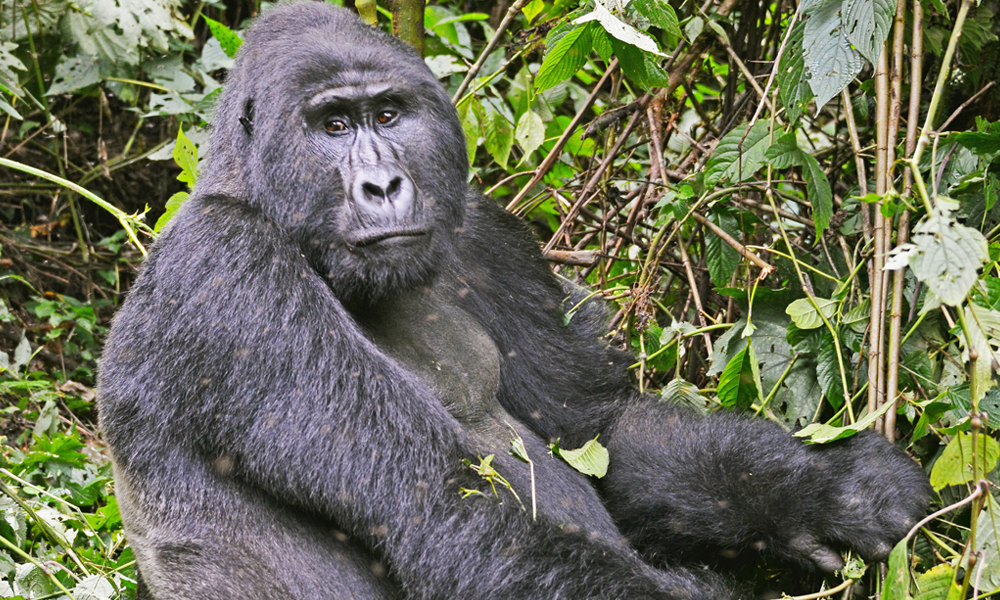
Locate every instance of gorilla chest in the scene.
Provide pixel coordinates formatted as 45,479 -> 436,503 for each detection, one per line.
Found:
359,286 -> 503,428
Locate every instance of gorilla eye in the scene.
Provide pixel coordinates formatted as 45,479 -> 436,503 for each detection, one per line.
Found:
325,118 -> 348,133
376,110 -> 397,125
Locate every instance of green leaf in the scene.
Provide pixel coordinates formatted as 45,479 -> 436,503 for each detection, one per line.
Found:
842,0 -> 894,66
794,399 -> 894,443
777,21 -> 812,123
575,0 -> 660,55
632,0 -> 683,39
881,540 -> 912,600
173,128 -> 199,186
609,38 -> 669,91
802,0 -> 865,111
551,435 -> 609,478
815,329 -> 845,405
967,495 -> 1000,594
515,110 -> 545,161
763,133 -> 833,236
458,99 -> 480,165
908,205 -> 989,306
536,25 -> 592,92
718,342 -> 761,411
483,108 -> 513,170
952,117 -> 1000,155
522,0 -> 545,24
660,378 -> 707,413
46,55 -> 102,96
913,564 -> 957,600
704,121 -> 771,188
704,209 -> 741,288
204,16 -> 243,58
929,431 -> 1000,491
786,297 -> 837,329
154,191 -> 189,233
0,42 -> 25,98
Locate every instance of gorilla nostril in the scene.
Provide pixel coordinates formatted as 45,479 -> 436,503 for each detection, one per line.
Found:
362,181 -> 386,202
386,177 -> 402,201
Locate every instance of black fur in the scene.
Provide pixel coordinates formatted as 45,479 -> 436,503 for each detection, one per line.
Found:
97,3 -> 931,599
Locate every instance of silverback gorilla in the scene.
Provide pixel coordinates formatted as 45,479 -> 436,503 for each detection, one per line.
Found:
97,3 -> 931,599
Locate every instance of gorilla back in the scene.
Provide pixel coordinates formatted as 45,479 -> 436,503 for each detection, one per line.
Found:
98,3 -> 931,599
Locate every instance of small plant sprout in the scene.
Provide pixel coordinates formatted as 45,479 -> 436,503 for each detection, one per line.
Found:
461,455 -> 524,511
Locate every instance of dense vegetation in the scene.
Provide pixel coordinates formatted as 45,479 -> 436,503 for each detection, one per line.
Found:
0,0 -> 998,597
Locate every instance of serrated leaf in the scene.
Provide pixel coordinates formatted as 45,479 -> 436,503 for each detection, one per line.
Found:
660,378 -> 707,413
536,25 -> 592,92
46,55 -> 102,96
881,540 -> 912,600
575,0 -> 661,55
909,205 -> 988,306
609,38 -> 669,91
913,564 -> 957,600
762,133 -> 833,237
786,297 -> 837,329
552,436 -> 609,478
632,0 -> 682,39
777,21 -> 812,123
929,431 -> 1000,491
203,16 -> 242,58
0,42 -> 24,97
484,109 -> 513,170
705,122 -> 771,188
803,0 -> 865,111
515,110 -> 545,161
705,210 -> 741,287
842,0 -> 894,66
718,342 -> 761,410
794,398 -> 894,443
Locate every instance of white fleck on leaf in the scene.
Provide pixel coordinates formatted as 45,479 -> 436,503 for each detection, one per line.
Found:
884,243 -> 918,270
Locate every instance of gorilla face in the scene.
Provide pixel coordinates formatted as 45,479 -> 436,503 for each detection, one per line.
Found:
201,5 -> 469,307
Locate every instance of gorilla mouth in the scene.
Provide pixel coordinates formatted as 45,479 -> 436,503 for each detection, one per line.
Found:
347,226 -> 429,247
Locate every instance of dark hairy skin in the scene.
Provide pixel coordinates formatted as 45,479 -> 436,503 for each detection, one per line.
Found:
97,3 -> 932,599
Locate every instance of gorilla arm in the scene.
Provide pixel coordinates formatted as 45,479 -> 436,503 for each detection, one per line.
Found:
127,195 -> 733,600
454,197 -> 931,572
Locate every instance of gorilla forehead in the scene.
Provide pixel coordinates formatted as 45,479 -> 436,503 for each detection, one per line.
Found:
239,2 -> 435,90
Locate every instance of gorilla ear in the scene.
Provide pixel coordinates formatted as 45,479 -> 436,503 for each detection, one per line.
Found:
239,98 -> 255,136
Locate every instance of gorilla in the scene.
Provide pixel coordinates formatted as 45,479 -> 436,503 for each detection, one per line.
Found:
97,3 -> 931,599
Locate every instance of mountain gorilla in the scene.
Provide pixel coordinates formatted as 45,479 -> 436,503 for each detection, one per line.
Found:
97,2 -> 931,599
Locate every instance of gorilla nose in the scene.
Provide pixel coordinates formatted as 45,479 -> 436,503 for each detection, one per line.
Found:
351,167 -> 416,223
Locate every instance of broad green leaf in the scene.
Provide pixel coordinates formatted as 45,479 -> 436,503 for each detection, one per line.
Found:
515,110 -> 545,160
522,0 -> 546,23
958,306 -> 1000,401
908,205 -> 988,306
551,436 -> 609,478
632,0 -> 683,39
704,121 -> 770,188
63,0 -> 192,68
72,575 -> 115,600
575,0 -> 661,55
46,55 -> 102,96
704,209 -> 741,288
815,330 -> 845,406
173,128 -> 200,187
660,378 -> 707,413
458,100 -> 480,165
803,0 -> 865,111
842,0 -> 894,66
718,342 -> 761,411
764,133 -> 833,236
0,42 -> 24,99
881,540 -> 912,600
592,26 -> 614,61
204,16 -> 243,58
154,191 -> 189,233
913,564 -> 956,600
536,25 -> 592,92
843,300 -> 870,333
785,297 -> 837,329
967,495 -> 1000,594
609,38 -> 669,91
776,21 -> 812,123
794,399 -> 894,443
483,109 -> 513,170
953,117 -> 1000,155
929,431 -> 1000,491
